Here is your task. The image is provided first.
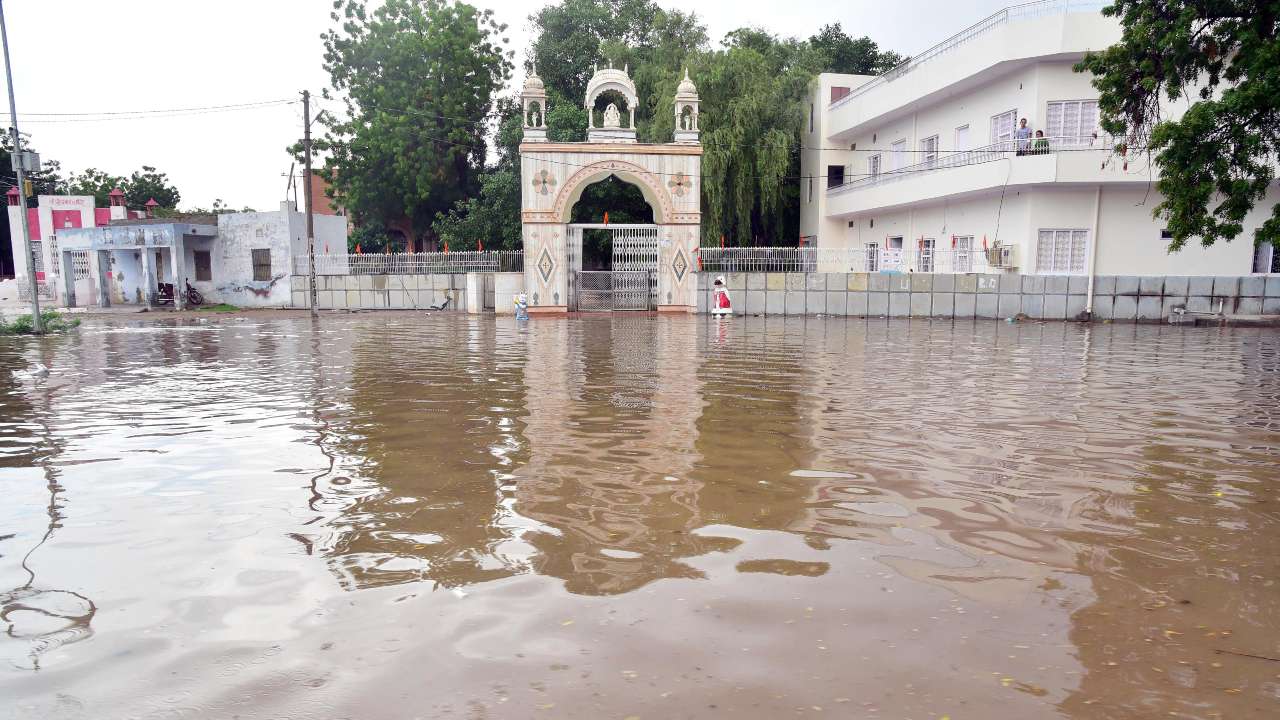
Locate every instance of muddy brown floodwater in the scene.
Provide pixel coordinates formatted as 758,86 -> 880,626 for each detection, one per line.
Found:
1,313 -> 1278,719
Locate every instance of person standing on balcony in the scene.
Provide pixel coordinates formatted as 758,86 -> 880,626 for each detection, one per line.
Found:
1015,118 -> 1032,155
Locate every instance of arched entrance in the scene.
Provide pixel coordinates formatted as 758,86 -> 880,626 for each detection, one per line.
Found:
518,64 -> 702,314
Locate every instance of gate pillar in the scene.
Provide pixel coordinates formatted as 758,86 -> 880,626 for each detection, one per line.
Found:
657,224 -> 697,313
523,222 -> 569,314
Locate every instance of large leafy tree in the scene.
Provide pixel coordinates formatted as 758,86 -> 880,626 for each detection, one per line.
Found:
319,0 -> 512,251
808,23 -> 904,75
1077,0 -> 1280,252
63,165 -> 180,210
435,0 -> 899,248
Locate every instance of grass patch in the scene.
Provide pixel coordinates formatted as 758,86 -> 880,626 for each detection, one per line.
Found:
0,309 -> 81,335
197,303 -> 241,312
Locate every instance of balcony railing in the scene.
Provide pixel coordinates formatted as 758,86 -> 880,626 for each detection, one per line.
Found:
829,0 -> 1106,111
294,251 -> 524,276
698,246 -> 994,274
827,134 -> 1112,196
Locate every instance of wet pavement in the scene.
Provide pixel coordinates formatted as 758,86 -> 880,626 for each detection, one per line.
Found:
1,313 -> 1278,719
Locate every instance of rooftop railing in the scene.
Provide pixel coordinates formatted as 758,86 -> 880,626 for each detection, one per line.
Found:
829,0 -> 1107,111
294,250 -> 524,276
827,134 -> 1113,196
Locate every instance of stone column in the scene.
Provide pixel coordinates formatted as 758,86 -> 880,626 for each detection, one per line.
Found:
172,236 -> 188,310
92,250 -> 111,307
59,251 -> 77,308
141,246 -> 157,308
656,224 -> 698,312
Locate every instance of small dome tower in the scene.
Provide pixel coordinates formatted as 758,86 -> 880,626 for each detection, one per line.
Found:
674,68 -> 700,144
521,65 -> 548,143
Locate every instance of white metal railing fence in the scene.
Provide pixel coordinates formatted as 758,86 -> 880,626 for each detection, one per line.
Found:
295,251 -> 524,276
830,0 -> 1106,110
698,247 -> 994,274
828,134 -> 1115,196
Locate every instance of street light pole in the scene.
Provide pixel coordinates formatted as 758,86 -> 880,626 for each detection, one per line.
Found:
0,0 -> 41,333
302,90 -> 318,318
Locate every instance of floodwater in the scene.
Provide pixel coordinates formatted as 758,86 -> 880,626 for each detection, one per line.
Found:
1,314 -> 1278,720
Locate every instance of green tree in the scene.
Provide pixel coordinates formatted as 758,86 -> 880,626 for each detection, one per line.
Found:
1077,0 -> 1280,252
64,168 -> 126,207
434,169 -> 523,250
64,165 -> 180,210
0,134 -> 64,199
808,23 -> 903,75
319,0 -> 512,251
124,165 -> 180,209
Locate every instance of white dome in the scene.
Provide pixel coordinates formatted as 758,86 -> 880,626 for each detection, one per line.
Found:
676,68 -> 698,98
522,66 -> 546,95
584,64 -> 638,110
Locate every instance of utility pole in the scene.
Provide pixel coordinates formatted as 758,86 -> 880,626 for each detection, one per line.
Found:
1,0 -> 40,333
302,90 -> 318,318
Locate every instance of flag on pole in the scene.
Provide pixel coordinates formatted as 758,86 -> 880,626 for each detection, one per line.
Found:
603,211 -> 609,225
355,243 -> 362,254
477,238 -> 483,252
444,240 -> 449,254
982,235 -> 989,251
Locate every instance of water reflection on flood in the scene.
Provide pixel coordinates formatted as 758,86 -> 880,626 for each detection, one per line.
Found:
1,314 -> 1279,719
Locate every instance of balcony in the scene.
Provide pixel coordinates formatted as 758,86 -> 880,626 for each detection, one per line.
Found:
823,134 -> 1143,216
824,1 -> 1117,139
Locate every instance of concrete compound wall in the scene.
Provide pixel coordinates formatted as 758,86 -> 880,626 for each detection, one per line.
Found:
697,272 -> 1280,321
292,274 -> 470,311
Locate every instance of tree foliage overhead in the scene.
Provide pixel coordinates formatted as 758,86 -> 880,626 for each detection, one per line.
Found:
61,165 -> 181,210
319,0 -> 512,251
432,0 -> 900,248
1076,0 -> 1280,252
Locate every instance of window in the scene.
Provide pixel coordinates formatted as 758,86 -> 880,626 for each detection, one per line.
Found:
920,135 -> 938,167
886,236 -> 904,250
954,235 -> 974,273
868,154 -> 881,178
71,251 -> 90,279
194,250 -> 212,281
866,241 -> 880,272
891,139 -> 906,170
29,240 -> 44,274
252,248 -> 272,281
809,104 -> 814,133
955,125 -> 970,152
830,86 -> 850,103
1160,229 -> 1174,241
919,237 -> 936,272
1046,100 -> 1098,145
1036,229 -> 1089,274
991,109 -> 1017,144
827,164 -> 845,188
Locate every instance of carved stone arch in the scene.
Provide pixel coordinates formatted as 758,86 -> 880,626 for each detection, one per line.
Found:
585,81 -> 639,113
551,159 -> 673,224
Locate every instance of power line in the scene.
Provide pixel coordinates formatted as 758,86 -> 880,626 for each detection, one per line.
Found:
15,98 -> 297,117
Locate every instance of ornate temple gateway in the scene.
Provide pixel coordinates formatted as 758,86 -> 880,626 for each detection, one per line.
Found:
519,64 -> 702,312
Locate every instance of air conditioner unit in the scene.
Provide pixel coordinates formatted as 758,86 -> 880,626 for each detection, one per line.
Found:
987,244 -> 1017,269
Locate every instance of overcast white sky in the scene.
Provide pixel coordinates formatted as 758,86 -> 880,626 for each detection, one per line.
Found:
3,0 -> 1012,210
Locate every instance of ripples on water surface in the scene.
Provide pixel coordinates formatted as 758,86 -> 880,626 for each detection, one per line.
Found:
1,314 -> 1278,719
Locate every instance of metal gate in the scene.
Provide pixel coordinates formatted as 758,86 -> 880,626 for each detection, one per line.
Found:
566,224 -> 658,311
577,271 -> 652,310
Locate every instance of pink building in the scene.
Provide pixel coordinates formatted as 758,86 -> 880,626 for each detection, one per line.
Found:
5,188 -> 142,301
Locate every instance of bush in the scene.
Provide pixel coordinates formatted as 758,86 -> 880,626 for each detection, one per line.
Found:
0,309 -> 81,335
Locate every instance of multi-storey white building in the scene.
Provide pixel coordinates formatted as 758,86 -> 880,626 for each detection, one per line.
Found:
800,1 -> 1279,277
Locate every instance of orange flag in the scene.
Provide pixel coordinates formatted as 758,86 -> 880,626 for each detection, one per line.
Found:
444,240 -> 450,254
355,243 -> 362,254
603,211 -> 610,225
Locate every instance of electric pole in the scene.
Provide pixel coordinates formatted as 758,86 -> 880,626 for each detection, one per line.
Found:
302,90 -> 318,318
1,0 -> 41,333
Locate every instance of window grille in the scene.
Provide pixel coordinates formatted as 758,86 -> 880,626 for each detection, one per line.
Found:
252,248 -> 272,281
1036,229 -> 1089,274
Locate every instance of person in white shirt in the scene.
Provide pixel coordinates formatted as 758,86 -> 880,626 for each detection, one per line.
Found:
1015,118 -> 1032,155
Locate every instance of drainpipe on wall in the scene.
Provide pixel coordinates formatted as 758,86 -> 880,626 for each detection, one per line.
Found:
1085,185 -> 1102,316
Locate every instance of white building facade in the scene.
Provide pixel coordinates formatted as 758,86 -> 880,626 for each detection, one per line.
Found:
800,1 -> 1278,278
